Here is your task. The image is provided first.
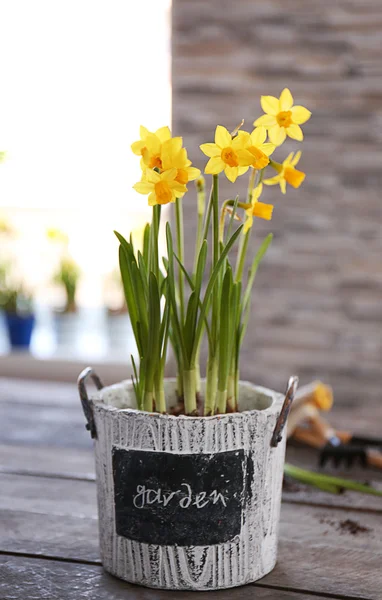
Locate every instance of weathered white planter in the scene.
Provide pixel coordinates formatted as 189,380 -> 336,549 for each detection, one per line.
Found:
78,370 -> 296,591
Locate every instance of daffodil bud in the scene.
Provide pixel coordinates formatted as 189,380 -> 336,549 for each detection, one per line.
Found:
195,176 -> 206,216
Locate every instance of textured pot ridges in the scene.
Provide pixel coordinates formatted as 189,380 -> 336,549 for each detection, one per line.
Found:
91,379 -> 285,591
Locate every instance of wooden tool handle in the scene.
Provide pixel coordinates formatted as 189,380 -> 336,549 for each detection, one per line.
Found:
367,450 -> 382,470
292,426 -> 324,449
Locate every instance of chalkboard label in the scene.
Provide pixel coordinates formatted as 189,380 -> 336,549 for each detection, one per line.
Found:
112,447 -> 245,546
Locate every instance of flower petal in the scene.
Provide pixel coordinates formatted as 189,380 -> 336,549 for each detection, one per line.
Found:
280,179 -> 287,194
253,201 -> 274,221
224,165 -> 239,182
236,149 -> 256,167
291,150 -> 302,166
232,130 -> 251,149
200,143 -> 220,157
205,157 -> 225,175
140,125 -> 150,138
133,181 -> 154,194
243,215 -> 253,234
161,168 -> 178,181
251,126 -> 267,146
238,166 -> 249,176
263,175 -> 281,186
291,106 -> 311,125
283,152 -> 295,166
173,185 -> 188,198
279,88 -> 293,111
155,126 -> 171,142
186,167 -> 201,181
259,142 -> 276,157
145,133 -> 161,154
253,114 -> 277,128
260,95 -> 279,115
131,140 -> 145,155
268,125 -> 287,146
252,183 -> 263,202
215,125 -> 232,148
148,192 -> 158,206
145,169 -> 161,183
286,124 -> 303,141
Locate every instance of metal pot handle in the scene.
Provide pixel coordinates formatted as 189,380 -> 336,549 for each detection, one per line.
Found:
77,366 -> 104,439
271,375 -> 299,447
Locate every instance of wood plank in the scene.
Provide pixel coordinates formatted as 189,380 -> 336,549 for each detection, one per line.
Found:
0,474 -> 381,598
0,402 -> 91,448
0,444 -> 94,478
0,554 -> 347,600
0,377 -> 79,407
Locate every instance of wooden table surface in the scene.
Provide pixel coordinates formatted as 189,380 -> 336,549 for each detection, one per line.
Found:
0,376 -> 381,600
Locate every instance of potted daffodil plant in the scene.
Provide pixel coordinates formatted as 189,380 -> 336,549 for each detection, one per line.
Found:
78,88 -> 311,591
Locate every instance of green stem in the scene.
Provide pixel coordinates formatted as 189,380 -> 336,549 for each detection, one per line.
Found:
204,355 -> 218,415
192,185 -> 206,279
143,390 -> 154,412
216,389 -> 227,415
175,197 -> 185,326
211,175 -> 220,343
234,228 -> 251,282
247,167 -> 257,202
150,205 -> 161,281
227,373 -> 235,411
183,368 -> 197,415
195,341 -> 202,394
154,377 -> 166,413
201,182 -> 214,243
176,370 -> 184,399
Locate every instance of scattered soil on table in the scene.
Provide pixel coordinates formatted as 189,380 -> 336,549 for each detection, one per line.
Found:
319,517 -> 371,535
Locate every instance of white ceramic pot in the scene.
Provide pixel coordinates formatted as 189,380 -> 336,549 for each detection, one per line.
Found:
78,370 -> 296,591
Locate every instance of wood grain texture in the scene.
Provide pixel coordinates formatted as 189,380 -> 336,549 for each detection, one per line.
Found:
172,0 -> 382,410
0,555 -> 335,600
0,471 -> 381,597
0,443 -> 94,478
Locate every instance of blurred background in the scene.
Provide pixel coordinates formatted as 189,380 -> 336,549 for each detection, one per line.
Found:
1,0 -> 382,407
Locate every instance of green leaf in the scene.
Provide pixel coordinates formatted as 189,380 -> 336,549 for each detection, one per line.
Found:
191,224 -> 243,364
243,233 -> 273,311
173,250 -> 213,348
165,223 -> 188,367
146,272 -> 161,386
218,266 -> 233,390
226,196 -> 239,243
118,245 -> 142,356
143,223 -> 150,265
284,463 -> 382,497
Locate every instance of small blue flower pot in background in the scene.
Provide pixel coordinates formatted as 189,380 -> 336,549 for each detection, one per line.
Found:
4,313 -> 35,349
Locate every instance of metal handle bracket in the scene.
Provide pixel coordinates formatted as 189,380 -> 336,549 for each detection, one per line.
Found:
271,375 -> 299,447
77,367 -> 104,439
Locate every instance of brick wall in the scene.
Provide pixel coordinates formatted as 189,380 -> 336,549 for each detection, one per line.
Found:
172,0 -> 382,405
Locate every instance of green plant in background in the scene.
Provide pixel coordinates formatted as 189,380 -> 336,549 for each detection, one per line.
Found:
54,257 -> 81,313
116,89 -> 311,415
0,262 -> 34,315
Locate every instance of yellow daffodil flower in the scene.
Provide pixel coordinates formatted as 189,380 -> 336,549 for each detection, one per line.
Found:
254,89 -> 311,146
264,151 -> 305,194
133,168 -> 187,206
236,127 -> 275,170
200,126 -> 254,183
131,126 -> 171,157
161,139 -> 201,185
243,183 -> 274,233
